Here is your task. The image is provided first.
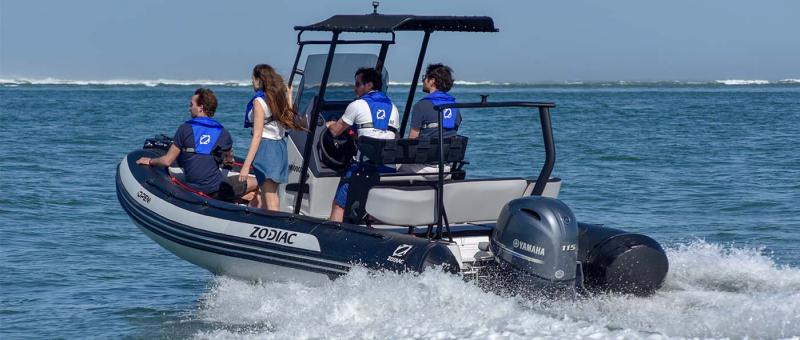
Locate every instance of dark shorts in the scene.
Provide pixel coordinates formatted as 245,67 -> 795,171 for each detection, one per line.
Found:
334,163 -> 360,208
333,162 -> 396,208
209,175 -> 248,202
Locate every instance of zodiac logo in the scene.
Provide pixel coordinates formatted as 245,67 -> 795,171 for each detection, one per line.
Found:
443,108 -> 453,119
199,134 -> 211,145
392,244 -> 413,257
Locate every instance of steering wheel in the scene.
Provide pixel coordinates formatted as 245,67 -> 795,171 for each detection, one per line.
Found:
317,128 -> 357,172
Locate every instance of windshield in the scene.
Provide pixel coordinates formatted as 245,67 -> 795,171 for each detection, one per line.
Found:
295,53 -> 389,113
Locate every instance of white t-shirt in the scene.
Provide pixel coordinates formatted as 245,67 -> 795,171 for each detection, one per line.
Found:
341,95 -> 399,140
248,97 -> 286,140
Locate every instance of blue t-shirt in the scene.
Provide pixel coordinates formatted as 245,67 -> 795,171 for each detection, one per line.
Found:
172,122 -> 232,193
409,99 -> 462,139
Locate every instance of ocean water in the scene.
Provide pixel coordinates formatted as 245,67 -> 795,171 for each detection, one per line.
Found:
1,82 -> 799,339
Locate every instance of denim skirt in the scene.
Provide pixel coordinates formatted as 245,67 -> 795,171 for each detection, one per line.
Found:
252,137 -> 288,185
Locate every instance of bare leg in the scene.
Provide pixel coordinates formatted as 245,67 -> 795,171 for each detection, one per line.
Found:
246,176 -> 259,193
248,188 -> 262,208
261,179 -> 280,212
242,191 -> 257,202
243,177 -> 261,208
329,202 -> 344,222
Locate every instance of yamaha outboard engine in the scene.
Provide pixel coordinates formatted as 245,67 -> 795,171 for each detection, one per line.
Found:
491,196 -> 579,296
578,223 -> 669,296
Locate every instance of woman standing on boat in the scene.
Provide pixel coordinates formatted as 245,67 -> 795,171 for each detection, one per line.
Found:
239,64 -> 303,211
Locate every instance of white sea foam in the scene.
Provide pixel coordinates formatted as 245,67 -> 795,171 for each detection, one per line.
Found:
191,240 -> 800,339
2,77 -> 797,87
0,77 -> 250,87
715,79 -> 771,85
386,80 -> 510,86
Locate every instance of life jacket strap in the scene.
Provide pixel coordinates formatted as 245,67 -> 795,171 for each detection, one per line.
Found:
183,146 -> 232,153
181,147 -> 229,167
421,122 -> 455,130
356,122 -> 397,133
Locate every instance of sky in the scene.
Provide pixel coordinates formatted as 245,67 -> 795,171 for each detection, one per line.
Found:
1,0 -> 798,83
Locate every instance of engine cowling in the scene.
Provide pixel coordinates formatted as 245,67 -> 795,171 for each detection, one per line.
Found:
578,223 -> 669,296
491,196 -> 579,293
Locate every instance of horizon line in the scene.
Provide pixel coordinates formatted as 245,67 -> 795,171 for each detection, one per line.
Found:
1,76 -> 799,87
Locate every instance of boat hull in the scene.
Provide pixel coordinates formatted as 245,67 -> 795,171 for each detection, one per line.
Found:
116,150 -> 460,284
118,148 -> 668,296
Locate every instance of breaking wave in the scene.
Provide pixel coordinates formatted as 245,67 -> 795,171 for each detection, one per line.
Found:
0,77 -> 250,87
191,240 -> 800,339
387,80 -> 511,86
715,79 -> 771,85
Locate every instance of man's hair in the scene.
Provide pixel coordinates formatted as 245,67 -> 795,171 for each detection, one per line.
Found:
355,67 -> 383,91
424,63 -> 454,92
194,88 -> 218,116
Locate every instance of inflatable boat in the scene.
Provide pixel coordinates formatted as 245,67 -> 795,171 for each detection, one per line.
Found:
117,8 -> 669,296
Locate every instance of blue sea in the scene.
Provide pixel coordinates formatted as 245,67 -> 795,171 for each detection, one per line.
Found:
1,81 -> 799,339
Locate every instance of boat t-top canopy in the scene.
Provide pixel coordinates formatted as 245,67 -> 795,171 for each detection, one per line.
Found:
294,14 -> 498,33
288,4 -> 501,214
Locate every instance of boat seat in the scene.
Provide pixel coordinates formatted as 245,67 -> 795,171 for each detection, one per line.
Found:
365,178 -> 531,226
357,135 -> 468,165
343,135 -> 469,223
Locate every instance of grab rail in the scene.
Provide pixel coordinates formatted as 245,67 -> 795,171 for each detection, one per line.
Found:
431,101 -> 556,238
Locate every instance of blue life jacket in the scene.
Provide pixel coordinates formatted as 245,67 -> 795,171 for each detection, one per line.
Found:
422,91 -> 458,130
357,91 -> 393,132
185,117 -> 223,155
244,90 -> 266,128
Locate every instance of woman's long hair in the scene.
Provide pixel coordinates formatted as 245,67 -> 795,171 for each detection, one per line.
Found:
252,64 -> 304,130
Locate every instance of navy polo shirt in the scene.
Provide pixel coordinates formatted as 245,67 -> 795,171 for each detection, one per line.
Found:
410,99 -> 462,139
172,122 -> 232,193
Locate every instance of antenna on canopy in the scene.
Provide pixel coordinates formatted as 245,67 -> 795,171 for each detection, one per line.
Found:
372,1 -> 380,14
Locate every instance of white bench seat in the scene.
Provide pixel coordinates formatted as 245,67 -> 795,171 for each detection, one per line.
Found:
365,178 -> 539,226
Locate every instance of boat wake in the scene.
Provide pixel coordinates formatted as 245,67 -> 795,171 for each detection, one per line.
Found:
190,241 -> 800,339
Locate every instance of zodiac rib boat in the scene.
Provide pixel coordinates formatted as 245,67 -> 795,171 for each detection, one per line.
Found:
117,9 -> 669,296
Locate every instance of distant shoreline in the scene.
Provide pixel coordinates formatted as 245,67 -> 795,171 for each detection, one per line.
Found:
1,77 -> 798,87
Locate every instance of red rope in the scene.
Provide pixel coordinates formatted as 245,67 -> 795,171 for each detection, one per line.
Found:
170,176 -> 210,198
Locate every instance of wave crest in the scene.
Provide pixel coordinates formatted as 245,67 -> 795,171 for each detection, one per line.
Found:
715,79 -> 771,85
0,77 -> 250,87
3,77 -> 799,87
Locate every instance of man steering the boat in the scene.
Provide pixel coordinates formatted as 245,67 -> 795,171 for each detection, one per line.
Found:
136,88 -> 259,203
400,63 -> 462,176
324,67 -> 400,222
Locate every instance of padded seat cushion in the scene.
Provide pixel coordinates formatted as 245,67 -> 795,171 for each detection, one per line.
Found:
365,178 -> 529,226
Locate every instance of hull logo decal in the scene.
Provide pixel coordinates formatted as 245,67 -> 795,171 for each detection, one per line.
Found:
249,226 -> 297,245
387,244 -> 413,264
137,191 -> 151,204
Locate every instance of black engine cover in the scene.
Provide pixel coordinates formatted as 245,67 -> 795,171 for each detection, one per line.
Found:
491,196 -> 579,283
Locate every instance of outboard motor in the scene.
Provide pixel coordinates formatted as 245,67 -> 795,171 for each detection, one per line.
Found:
578,223 -> 668,296
491,196 -> 579,296
143,134 -> 173,151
